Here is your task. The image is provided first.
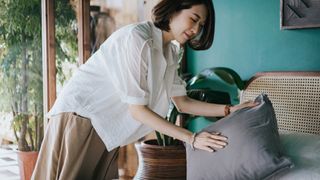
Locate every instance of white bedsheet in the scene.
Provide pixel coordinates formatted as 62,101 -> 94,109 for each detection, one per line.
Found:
270,132 -> 320,180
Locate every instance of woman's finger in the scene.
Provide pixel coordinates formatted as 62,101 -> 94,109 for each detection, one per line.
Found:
194,141 -> 216,152
206,138 -> 228,146
204,138 -> 227,149
196,132 -> 228,143
193,139 -> 214,152
208,143 -> 225,149
200,146 -> 215,152
245,100 -> 259,106
209,134 -> 228,141
199,140 -> 224,150
194,132 -> 229,151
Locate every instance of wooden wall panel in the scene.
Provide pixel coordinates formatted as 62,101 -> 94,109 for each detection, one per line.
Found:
78,0 -> 91,64
41,0 -> 56,124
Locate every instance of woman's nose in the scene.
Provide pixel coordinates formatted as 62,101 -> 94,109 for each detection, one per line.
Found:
191,24 -> 201,36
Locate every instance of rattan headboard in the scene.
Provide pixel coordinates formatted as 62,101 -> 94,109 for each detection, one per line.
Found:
240,72 -> 320,135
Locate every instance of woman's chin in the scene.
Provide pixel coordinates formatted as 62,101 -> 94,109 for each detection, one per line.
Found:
176,39 -> 187,45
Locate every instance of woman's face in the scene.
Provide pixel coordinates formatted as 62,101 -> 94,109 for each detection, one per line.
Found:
169,4 -> 207,45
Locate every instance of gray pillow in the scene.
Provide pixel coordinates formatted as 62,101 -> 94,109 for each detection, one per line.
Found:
186,94 -> 293,180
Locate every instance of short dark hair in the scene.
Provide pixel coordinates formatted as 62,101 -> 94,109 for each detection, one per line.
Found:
152,0 -> 215,50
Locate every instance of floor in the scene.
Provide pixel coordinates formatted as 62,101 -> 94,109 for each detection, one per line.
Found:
0,146 -> 20,180
0,144 -> 138,180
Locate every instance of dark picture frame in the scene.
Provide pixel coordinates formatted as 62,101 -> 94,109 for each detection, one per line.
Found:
280,0 -> 320,30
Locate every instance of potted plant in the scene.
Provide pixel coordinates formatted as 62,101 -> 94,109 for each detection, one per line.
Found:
0,1 -> 43,179
134,67 -> 245,179
0,1 -> 77,179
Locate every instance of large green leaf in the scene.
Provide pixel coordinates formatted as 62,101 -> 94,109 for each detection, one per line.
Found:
187,67 -> 245,90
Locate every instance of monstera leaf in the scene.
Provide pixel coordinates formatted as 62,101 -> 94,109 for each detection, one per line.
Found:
187,67 -> 245,90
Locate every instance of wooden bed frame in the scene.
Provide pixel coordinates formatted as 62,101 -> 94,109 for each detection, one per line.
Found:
240,72 -> 320,135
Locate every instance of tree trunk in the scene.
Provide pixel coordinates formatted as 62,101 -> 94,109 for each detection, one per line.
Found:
19,46 -> 30,152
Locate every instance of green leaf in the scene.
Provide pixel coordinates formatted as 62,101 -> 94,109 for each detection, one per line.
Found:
186,74 -> 206,88
155,131 -> 163,146
187,67 -> 245,90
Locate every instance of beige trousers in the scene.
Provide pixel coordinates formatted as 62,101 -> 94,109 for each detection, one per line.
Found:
31,112 -> 119,180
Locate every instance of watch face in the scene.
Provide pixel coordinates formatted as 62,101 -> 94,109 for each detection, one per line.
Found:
281,0 -> 320,29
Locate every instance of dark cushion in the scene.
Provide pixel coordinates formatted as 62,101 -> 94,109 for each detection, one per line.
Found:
186,94 -> 293,180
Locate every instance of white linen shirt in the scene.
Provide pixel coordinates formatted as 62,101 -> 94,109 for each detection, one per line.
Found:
48,21 -> 187,151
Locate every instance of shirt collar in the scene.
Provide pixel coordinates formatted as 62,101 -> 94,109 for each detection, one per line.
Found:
150,22 -> 175,66
150,22 -> 163,51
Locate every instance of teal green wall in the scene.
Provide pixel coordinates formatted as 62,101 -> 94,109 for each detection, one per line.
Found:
187,0 -> 320,80
186,0 -> 320,132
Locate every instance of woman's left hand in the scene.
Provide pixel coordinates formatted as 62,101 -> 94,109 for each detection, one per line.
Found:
230,100 -> 258,113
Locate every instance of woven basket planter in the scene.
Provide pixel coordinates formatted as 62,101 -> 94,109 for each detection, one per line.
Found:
134,139 -> 186,180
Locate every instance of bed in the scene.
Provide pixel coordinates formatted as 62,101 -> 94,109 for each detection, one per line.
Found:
240,72 -> 320,179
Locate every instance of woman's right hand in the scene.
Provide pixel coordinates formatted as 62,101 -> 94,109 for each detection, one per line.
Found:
192,131 -> 228,152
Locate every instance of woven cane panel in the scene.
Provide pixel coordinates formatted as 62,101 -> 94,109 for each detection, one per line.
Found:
241,75 -> 320,135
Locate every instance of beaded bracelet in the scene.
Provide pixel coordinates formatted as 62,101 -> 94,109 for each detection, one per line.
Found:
224,105 -> 232,116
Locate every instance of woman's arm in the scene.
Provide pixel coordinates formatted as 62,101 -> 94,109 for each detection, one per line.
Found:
129,104 -> 227,152
171,95 -> 257,117
169,95 -> 257,151
172,96 -> 226,117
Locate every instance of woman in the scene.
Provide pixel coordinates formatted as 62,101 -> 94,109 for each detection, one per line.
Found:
32,0 -> 256,179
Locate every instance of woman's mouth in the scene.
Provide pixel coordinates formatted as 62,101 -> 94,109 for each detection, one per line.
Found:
183,32 -> 192,40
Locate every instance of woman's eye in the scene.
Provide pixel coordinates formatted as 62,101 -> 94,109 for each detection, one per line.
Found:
191,18 -> 197,22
